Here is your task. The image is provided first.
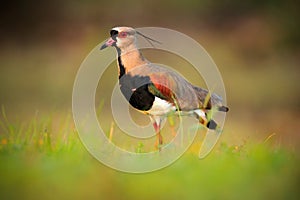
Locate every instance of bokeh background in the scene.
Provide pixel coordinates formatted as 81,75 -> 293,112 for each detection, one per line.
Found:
1,0 -> 299,199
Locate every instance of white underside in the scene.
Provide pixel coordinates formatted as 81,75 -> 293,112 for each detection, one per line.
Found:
146,97 -> 176,116
145,97 -> 206,119
193,109 -> 206,119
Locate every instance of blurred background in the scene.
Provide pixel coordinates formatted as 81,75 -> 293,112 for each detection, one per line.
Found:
0,0 -> 300,199
1,0 -> 299,144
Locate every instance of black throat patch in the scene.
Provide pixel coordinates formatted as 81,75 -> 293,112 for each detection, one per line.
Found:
116,47 -> 126,79
115,46 -> 155,111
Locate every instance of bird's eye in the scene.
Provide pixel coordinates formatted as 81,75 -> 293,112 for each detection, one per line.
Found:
118,32 -> 128,38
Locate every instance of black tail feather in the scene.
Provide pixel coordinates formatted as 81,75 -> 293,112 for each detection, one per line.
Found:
218,106 -> 229,112
207,120 -> 218,130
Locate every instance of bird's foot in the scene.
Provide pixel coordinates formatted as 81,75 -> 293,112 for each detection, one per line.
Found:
155,134 -> 163,151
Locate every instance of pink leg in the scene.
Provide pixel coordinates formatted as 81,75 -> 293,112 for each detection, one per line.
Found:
153,121 -> 163,151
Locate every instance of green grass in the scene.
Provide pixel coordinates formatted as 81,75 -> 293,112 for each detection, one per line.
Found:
0,111 -> 299,200
1,6 -> 300,199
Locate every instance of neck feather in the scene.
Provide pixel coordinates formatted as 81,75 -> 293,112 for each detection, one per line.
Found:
116,44 -> 148,78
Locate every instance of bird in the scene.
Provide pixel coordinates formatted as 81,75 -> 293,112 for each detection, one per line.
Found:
100,26 -> 229,150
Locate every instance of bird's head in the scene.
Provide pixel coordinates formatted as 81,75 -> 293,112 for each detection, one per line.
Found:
100,26 -> 136,50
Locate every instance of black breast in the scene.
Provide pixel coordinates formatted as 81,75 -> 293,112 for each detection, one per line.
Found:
119,74 -> 155,111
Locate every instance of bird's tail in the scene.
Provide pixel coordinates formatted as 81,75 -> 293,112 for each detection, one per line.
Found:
207,119 -> 218,130
196,110 -> 218,130
218,105 -> 229,112
192,86 -> 229,113
194,108 -> 226,131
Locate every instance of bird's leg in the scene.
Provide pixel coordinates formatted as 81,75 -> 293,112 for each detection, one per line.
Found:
199,115 -> 219,130
167,114 -> 176,138
153,122 -> 163,151
170,125 -> 176,138
198,115 -> 208,127
194,109 -> 208,128
152,117 -> 163,151
194,109 -> 218,130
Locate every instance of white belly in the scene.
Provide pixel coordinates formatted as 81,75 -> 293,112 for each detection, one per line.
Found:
145,97 -> 176,116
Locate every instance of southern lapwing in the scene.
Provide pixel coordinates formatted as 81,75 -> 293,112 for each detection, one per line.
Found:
100,26 -> 229,150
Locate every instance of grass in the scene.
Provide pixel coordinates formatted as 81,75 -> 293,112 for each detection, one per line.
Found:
0,22 -> 299,199
0,110 -> 299,200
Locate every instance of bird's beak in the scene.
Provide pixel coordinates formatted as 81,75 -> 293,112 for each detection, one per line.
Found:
100,37 -> 116,50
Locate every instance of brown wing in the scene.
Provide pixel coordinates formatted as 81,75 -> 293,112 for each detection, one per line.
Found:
128,63 -> 228,111
144,65 -> 201,110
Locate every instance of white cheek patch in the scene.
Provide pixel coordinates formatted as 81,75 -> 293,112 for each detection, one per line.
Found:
116,38 -> 121,47
147,97 -> 176,116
